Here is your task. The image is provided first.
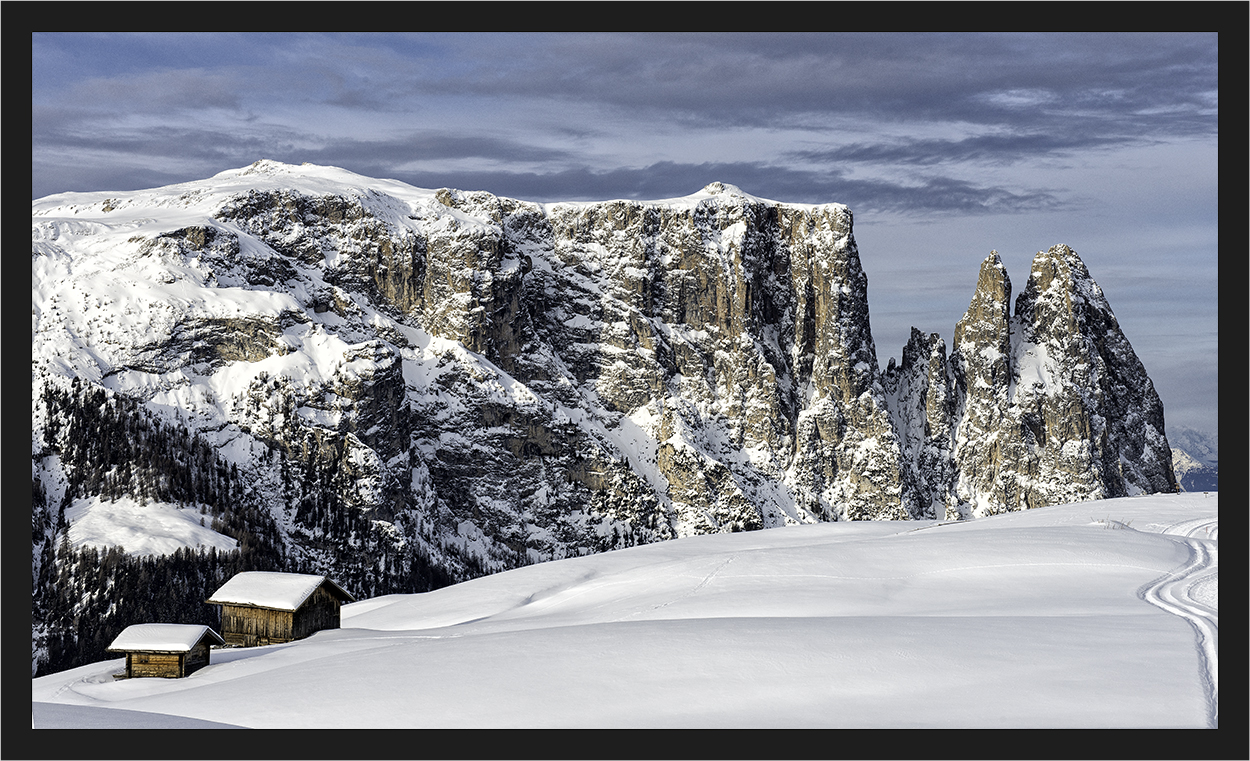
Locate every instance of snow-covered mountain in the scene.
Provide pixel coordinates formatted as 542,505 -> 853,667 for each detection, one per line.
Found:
30,160 -> 1179,675
31,493 -> 1217,729
1169,426 -> 1218,492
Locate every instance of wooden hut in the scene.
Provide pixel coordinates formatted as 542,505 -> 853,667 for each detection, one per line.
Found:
106,624 -> 225,679
206,572 -> 356,647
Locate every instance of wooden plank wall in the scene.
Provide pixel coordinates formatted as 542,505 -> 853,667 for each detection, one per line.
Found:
221,604 -> 294,647
121,642 -> 211,678
127,652 -> 184,678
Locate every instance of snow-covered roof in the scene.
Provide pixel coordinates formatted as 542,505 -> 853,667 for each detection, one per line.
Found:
206,572 -> 356,611
107,624 -> 224,653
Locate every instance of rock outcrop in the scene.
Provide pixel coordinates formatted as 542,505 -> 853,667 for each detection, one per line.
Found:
934,245 -> 1177,518
1010,244 -> 1176,502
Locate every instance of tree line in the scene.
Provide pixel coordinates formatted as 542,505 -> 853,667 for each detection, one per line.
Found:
32,378 -> 456,676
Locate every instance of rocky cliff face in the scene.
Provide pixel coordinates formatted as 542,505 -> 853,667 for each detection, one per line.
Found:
31,161 -> 1178,622
948,251 -> 1019,518
883,327 -> 956,520
895,246 -> 1180,521
1011,245 -> 1177,502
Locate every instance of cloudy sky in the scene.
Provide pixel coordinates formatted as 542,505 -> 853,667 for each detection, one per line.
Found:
32,32 -> 1219,437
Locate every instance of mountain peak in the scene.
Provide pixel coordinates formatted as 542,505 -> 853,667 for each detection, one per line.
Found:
226,159 -> 312,179
700,181 -> 745,196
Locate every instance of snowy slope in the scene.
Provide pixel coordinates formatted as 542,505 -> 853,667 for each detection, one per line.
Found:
64,495 -> 238,557
32,493 -> 1217,729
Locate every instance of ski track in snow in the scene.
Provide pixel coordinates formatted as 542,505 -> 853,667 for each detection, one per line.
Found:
616,553 -> 738,621
1137,517 -> 1218,728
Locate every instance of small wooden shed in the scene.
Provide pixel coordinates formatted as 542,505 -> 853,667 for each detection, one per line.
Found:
206,571 -> 356,647
106,624 -> 225,679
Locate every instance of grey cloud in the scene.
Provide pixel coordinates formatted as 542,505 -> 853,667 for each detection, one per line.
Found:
34,33 -> 1217,142
297,134 -> 575,169
33,120 -> 299,164
32,120 -> 304,198
29,98 -> 1073,215
30,119 -> 582,198
57,68 -> 249,113
790,132 -> 1134,168
414,32 -> 1217,138
30,32 -> 1213,220
32,162 -> 200,199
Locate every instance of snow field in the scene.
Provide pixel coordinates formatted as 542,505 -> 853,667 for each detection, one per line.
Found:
33,493 -> 1216,728
64,495 -> 238,557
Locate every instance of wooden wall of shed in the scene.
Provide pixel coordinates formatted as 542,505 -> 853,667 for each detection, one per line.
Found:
120,641 -> 212,678
221,604 -> 294,647
292,586 -> 343,640
126,652 -> 184,678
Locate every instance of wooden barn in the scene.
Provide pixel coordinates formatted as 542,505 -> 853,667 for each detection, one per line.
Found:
106,624 -> 225,679
206,572 -> 356,647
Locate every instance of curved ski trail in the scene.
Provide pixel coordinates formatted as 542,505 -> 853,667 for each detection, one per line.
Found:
1137,518 -> 1218,728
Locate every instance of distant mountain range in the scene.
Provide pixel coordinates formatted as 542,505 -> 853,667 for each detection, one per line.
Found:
31,160 -> 1184,674
1169,426 -> 1218,492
